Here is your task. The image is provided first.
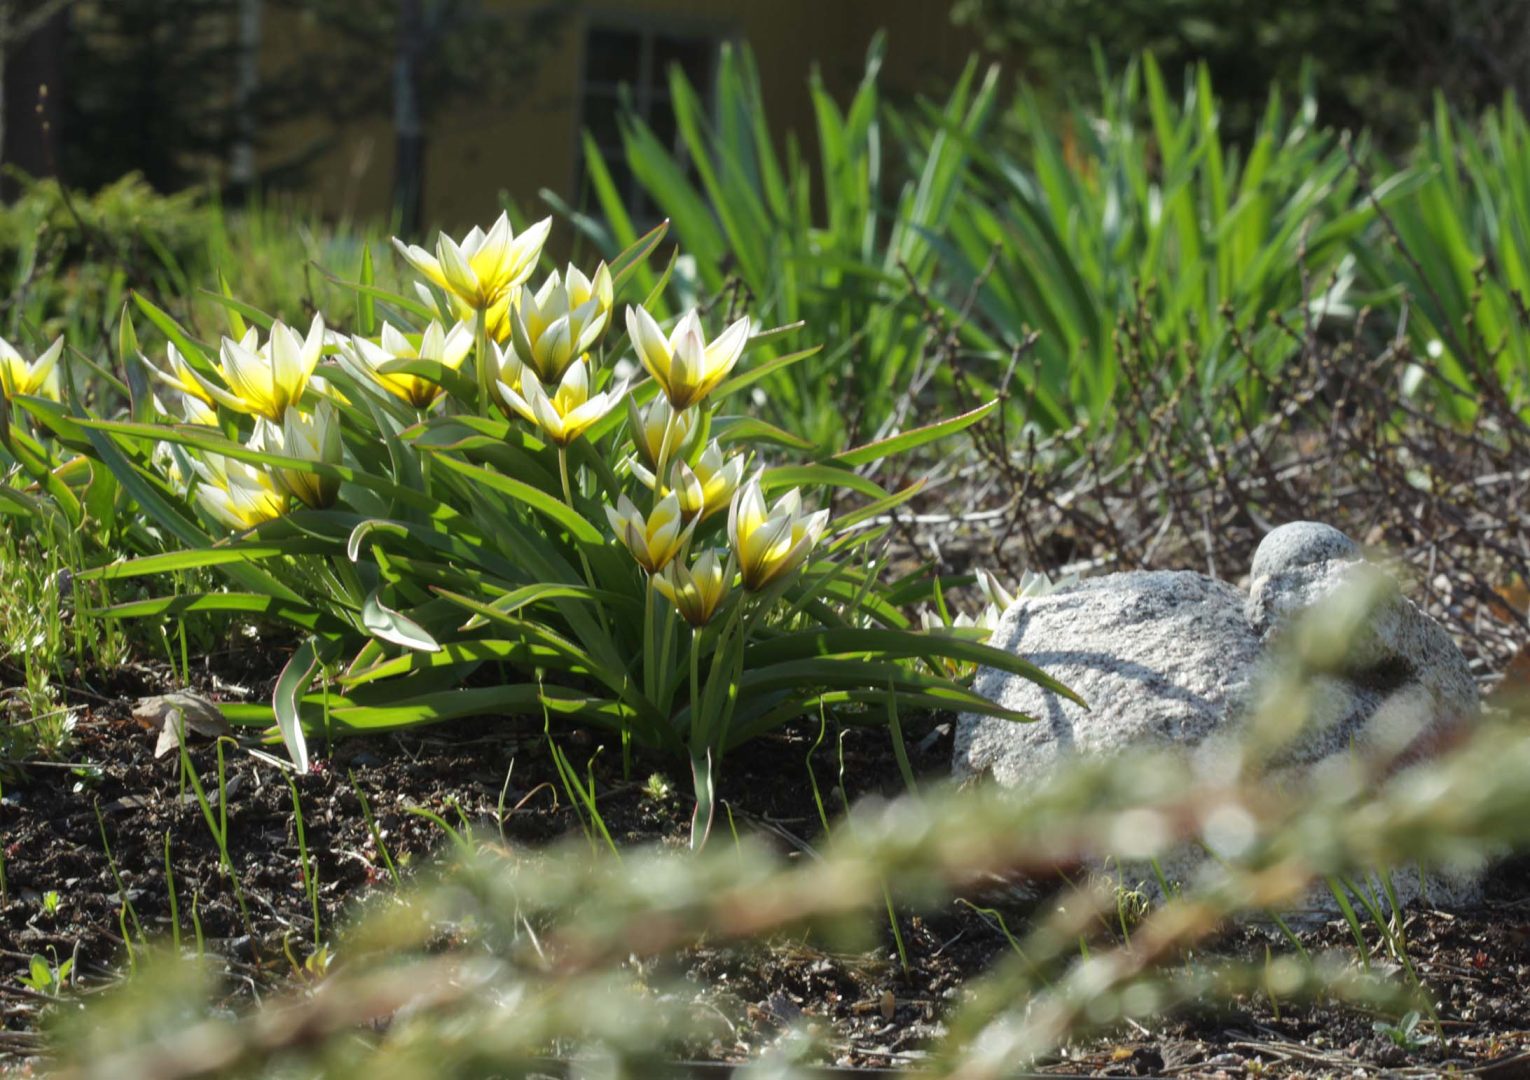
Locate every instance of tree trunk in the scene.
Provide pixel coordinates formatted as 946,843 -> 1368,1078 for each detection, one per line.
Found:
391,0 -> 424,234
227,0 -> 261,201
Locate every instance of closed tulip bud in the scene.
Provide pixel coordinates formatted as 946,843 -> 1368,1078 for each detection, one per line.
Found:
728,476 -> 830,591
654,548 -> 733,627
0,334 -> 63,401
605,491 -> 695,573
625,306 -> 749,411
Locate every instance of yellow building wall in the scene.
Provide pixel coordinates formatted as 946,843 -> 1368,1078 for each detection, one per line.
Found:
258,1 -> 978,232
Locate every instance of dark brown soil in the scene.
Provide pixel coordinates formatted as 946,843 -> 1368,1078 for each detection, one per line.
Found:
5,660 -> 1530,1076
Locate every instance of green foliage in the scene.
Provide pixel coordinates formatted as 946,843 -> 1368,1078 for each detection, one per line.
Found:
934,56 -> 1378,434
553,38 -> 1000,449
951,0 -> 1530,148
0,172 -> 398,353
1354,96 -> 1530,418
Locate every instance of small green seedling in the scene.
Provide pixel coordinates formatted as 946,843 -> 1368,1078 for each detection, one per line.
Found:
19,951 -> 73,997
1374,1010 -> 1435,1051
39,889 -> 60,917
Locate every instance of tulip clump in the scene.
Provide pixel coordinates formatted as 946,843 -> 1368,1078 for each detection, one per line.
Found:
31,215 -> 1042,828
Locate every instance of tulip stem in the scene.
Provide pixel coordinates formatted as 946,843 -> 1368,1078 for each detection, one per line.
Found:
557,444 -> 576,508
688,626 -> 702,749
474,307 -> 492,418
558,444 -> 600,596
643,574 -> 657,702
652,404 -> 679,506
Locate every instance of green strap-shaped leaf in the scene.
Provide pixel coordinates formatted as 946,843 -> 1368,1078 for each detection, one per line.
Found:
362,589 -> 440,652
273,639 -> 319,772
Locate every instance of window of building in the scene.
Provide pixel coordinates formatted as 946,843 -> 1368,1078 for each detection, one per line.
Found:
577,22 -> 719,219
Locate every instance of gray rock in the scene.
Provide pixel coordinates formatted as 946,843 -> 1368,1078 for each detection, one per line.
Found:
956,571 -> 1262,788
955,521 -> 1483,909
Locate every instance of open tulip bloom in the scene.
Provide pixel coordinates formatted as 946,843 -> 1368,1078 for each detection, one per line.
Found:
192,315 -> 326,423
393,212 -> 551,315
626,306 -> 750,411
496,357 -> 624,448
606,491 -> 695,574
145,342 -> 216,408
0,334 -> 63,401
188,449 -> 288,532
256,401 -> 342,510
728,476 -> 830,591
631,441 -> 745,522
349,321 -> 473,409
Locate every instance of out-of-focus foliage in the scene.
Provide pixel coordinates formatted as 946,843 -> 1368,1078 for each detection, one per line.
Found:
0,172 -> 397,352
951,0 -> 1530,148
44,582 -> 1530,1079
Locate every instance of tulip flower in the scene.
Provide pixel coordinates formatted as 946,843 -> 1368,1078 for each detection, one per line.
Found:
625,306 -> 750,410
0,334 -> 63,401
256,401 -> 342,509
144,342 -> 215,408
349,321 -> 473,409
152,389 -> 218,427
727,477 -> 830,591
626,395 -> 695,470
606,491 -> 694,573
510,262 -> 613,382
192,316 -> 326,423
975,568 -> 1017,613
496,357 -> 623,447
189,450 -> 287,531
413,281 -> 513,343
632,442 -> 745,522
654,548 -> 733,628
393,212 -> 551,315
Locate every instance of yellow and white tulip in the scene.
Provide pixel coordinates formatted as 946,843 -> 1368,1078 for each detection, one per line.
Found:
654,548 -> 732,627
510,262 -> 613,382
0,334 -> 63,401
626,395 -> 695,470
255,401 -> 342,510
152,389 -> 218,427
189,450 -> 287,532
496,356 -> 623,447
193,315 -> 326,423
144,342 -> 215,408
625,306 -> 750,410
632,442 -> 745,523
393,212 -> 550,315
606,491 -> 694,573
728,477 -> 830,591
348,320 -> 473,409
